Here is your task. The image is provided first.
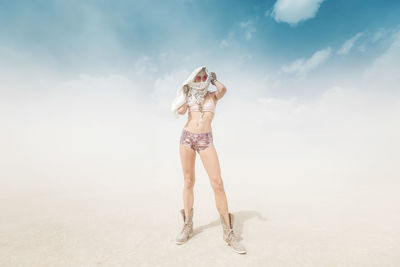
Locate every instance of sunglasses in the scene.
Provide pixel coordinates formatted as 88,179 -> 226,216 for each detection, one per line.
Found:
195,74 -> 208,82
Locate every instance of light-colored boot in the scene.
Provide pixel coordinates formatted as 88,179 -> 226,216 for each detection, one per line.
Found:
176,207 -> 194,245
220,212 -> 247,254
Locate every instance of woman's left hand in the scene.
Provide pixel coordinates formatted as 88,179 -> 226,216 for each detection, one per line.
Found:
210,72 -> 217,85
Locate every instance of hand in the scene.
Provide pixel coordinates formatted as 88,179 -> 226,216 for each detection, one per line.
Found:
210,72 -> 217,85
183,84 -> 189,94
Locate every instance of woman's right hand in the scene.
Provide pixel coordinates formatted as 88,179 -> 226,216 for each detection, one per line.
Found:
183,84 -> 189,94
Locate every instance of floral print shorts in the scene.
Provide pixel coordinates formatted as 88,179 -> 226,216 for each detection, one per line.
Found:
180,128 -> 214,152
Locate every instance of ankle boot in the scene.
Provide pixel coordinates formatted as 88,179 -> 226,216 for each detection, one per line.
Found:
176,207 -> 194,245
220,212 -> 247,254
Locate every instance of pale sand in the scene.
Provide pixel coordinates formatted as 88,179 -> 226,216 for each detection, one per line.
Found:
1,84 -> 400,266
1,164 -> 399,266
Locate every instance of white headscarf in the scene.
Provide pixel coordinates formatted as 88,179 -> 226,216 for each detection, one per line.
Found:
170,66 -> 212,118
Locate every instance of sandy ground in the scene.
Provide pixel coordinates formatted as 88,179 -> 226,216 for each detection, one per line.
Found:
1,85 -> 400,266
1,157 -> 399,266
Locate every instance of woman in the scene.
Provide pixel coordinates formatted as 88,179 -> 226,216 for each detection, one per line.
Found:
170,66 -> 247,254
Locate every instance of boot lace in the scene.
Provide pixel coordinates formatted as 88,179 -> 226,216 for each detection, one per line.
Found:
226,228 -> 238,243
180,221 -> 192,234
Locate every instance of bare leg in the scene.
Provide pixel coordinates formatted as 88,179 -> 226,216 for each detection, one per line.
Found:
179,144 -> 196,217
198,145 -> 230,227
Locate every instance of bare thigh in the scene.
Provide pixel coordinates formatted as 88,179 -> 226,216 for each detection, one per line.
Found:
179,144 -> 196,180
198,145 -> 222,183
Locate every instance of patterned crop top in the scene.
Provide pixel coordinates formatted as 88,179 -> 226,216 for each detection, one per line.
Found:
187,96 -> 216,113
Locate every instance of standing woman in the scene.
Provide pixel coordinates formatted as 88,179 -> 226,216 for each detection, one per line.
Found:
170,66 -> 247,254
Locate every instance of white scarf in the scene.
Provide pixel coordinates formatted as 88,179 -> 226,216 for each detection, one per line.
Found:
170,66 -> 211,118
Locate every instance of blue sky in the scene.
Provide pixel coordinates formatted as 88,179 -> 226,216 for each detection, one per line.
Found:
0,0 -> 400,101
1,0 -> 399,69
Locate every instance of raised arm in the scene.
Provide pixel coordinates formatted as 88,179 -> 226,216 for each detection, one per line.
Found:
210,72 -> 227,100
214,80 -> 227,100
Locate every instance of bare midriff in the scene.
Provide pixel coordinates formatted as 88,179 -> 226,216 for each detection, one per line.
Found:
183,111 -> 214,133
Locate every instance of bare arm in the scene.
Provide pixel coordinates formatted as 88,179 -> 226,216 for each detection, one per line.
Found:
177,102 -> 188,115
213,80 -> 227,100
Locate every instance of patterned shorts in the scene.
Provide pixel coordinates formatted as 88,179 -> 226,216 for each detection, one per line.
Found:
180,128 -> 214,152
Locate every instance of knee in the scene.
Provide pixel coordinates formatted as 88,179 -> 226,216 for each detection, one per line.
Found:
183,175 -> 195,189
211,177 -> 225,193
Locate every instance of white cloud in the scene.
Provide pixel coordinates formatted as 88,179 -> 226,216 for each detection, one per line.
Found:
134,55 -> 158,75
262,73 -> 283,89
362,29 -> 400,90
271,0 -> 326,26
249,86 -> 400,185
357,45 -> 366,52
281,58 -> 305,73
239,20 -> 256,40
371,27 -> 395,43
281,47 -> 332,75
372,28 -> 386,43
1,49 -> 400,204
257,96 -> 308,121
151,68 -> 195,111
55,73 -> 136,92
337,32 -> 363,55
